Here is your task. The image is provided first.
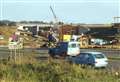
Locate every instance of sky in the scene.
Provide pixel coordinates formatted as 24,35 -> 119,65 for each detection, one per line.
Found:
0,0 -> 120,24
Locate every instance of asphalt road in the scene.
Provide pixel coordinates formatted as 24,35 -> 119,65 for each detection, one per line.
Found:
0,47 -> 120,70
80,48 -> 120,58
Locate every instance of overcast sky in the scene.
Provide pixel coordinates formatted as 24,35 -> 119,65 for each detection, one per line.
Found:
0,0 -> 119,24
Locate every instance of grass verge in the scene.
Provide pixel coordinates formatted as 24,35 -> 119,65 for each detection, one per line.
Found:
0,53 -> 120,82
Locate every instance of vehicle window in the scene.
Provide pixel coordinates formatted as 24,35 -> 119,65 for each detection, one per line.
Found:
78,54 -> 84,58
77,44 -> 80,47
69,44 -> 76,48
94,54 -> 105,59
84,54 -> 89,59
79,53 -> 90,58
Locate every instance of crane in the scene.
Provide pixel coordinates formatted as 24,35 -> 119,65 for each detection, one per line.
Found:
47,5 -> 59,47
50,6 -> 59,29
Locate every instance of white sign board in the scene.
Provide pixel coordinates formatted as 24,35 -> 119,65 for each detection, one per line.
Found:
8,37 -> 23,50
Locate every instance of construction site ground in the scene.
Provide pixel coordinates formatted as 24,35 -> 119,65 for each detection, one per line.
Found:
0,26 -> 47,48
0,26 -> 120,49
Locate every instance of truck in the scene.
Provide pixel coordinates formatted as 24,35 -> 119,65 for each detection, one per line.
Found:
49,41 -> 80,58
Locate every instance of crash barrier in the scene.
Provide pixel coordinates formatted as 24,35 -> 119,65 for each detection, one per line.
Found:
104,45 -> 120,49
80,45 -> 120,49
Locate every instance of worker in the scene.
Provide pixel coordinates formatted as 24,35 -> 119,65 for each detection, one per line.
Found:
11,33 -> 19,42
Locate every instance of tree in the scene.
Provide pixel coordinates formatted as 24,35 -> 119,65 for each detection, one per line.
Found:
8,22 -> 16,26
0,20 -> 16,26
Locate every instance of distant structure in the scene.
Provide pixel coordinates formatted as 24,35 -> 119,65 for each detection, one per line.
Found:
114,17 -> 120,23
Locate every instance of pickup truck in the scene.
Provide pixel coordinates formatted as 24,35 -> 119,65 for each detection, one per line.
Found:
49,41 -> 80,58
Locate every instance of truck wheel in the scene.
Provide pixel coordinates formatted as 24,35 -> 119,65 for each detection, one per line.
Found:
61,52 -> 67,58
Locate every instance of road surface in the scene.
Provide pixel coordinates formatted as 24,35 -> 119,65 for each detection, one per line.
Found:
0,47 -> 120,70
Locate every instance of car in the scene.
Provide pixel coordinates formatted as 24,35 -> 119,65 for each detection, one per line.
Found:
66,52 -> 108,68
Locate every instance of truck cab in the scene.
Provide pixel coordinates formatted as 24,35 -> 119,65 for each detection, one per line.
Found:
67,41 -> 80,56
49,41 -> 80,58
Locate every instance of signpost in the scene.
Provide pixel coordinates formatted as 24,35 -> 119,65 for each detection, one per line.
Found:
8,37 -> 23,63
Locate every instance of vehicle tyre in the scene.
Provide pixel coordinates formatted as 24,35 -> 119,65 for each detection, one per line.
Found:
61,52 -> 67,58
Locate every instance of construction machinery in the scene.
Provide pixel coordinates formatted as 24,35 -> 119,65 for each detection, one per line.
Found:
49,6 -> 89,48
50,6 -> 58,28
47,6 -> 60,47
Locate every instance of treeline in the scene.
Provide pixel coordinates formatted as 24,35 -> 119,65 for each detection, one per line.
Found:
0,20 -> 16,26
0,20 -> 64,26
19,21 -> 49,24
19,21 -> 64,25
